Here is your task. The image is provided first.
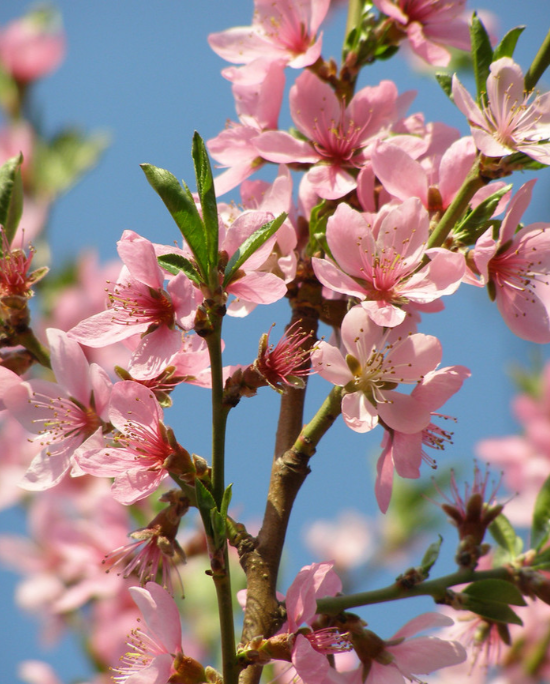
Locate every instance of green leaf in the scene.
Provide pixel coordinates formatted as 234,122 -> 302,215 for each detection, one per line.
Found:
420,535 -> 442,576
489,513 -> 523,562
453,184 -> 512,244
157,253 -> 201,284
35,129 -> 109,197
220,483 -> 233,522
0,153 -> 23,246
191,132 -> 219,276
435,73 -> 453,101
141,164 -> 208,281
493,26 -> 525,61
463,579 -> 527,606
223,212 -> 287,287
195,479 -> 218,538
470,13 -> 493,105
531,474 -> 550,550
210,509 -> 227,550
463,597 -> 523,625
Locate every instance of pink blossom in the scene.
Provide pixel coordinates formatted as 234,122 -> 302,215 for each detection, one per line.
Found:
113,582 -> 202,684
254,321 -> 313,391
312,306 -> 443,434
208,0 -> 330,72
452,58 -> 550,165
0,487 -> 129,622
375,365 -> 470,512
225,169 -> 298,314
373,0 -> 470,66
68,230 -> 199,379
371,137 -> 508,214
347,613 -> 467,683
208,60 -> 285,196
0,10 -> 65,82
76,381 -> 181,504
2,328 -> 112,490
219,209 -> 289,311
255,71 -> 408,200
472,180 -> 550,343
304,510 -> 374,570
312,199 -> 465,327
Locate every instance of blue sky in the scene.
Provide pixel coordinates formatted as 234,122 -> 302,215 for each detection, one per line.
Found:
0,1 -> 549,681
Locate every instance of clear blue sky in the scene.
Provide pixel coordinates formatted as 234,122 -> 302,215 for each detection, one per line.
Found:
0,1 -> 549,682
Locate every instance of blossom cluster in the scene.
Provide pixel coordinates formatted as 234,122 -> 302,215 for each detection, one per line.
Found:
1,1 -> 550,684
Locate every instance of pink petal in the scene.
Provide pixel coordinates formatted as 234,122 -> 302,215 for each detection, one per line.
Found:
375,444 -> 394,513
255,130 -> 319,163
392,612 -> 454,640
377,391 -> 431,434
130,582 -> 182,652
451,76 -> 487,130
306,164 -> 357,200
342,392 -> 379,433
117,230 -> 164,290
312,257 -> 367,299
371,143 -> 428,205
311,341 -> 352,387
46,328 -> 91,405
228,271 -> 287,305
20,448 -> 71,491
390,636 -> 466,674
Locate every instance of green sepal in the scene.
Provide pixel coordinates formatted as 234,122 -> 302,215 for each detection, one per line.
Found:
470,13 -> 493,105
0,153 -> 23,247
453,183 -> 512,245
435,73 -> 453,102
157,252 -> 202,285
223,212 -> 287,287
374,44 -> 399,61
419,535 -> 442,576
489,513 -> 523,564
501,151 -> 548,171
493,26 -> 525,62
191,132 -> 219,278
35,129 -> 109,197
461,597 -> 523,625
463,579 -> 526,606
531,474 -> 550,551
141,164 -> 209,281
195,478 -> 218,539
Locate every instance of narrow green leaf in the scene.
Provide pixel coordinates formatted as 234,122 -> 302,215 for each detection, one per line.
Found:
195,479 -> 217,538
454,184 -> 512,245
221,483 -> 233,522
463,597 -> 523,625
141,163 -> 208,281
0,153 -> 23,246
157,253 -> 201,284
493,26 -> 525,61
210,509 -> 227,550
470,13 -> 494,104
531,474 -> 550,550
489,513 -> 522,558
420,535 -> 443,576
191,132 -> 219,275
463,579 -> 526,606
435,73 -> 453,101
223,212 -> 287,287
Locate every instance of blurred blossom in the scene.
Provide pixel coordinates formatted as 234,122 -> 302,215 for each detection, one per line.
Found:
0,9 -> 65,83
304,510 -> 373,570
